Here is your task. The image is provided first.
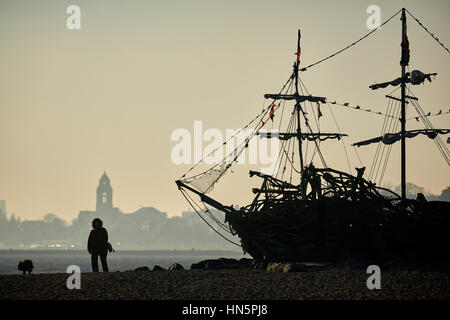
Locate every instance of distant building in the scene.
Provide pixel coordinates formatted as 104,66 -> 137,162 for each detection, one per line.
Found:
96,172 -> 113,212
76,172 -> 122,226
0,200 -> 6,220
72,172 -> 167,248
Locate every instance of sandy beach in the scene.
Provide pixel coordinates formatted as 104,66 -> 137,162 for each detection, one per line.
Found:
1,265 -> 449,300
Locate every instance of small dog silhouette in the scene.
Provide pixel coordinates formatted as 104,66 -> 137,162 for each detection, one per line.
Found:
18,260 -> 34,275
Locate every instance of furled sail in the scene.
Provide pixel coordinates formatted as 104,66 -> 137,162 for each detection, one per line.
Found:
258,132 -> 347,141
353,129 -> 450,147
264,93 -> 326,103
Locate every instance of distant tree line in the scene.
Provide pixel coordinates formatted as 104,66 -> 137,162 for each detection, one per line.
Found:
389,184 -> 450,201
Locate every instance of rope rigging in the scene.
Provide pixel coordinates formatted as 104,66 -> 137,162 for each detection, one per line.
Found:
363,85 -> 449,187
368,97 -> 401,183
378,113 -> 400,185
406,89 -> 450,166
179,188 -> 241,246
299,8 -> 449,73
405,8 -> 450,55
299,9 -> 402,72
327,97 -> 449,121
297,79 -> 328,168
180,74 -> 294,181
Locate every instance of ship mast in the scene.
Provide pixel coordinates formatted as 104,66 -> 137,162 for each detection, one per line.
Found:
264,29 -> 348,179
400,8 -> 407,202
295,29 -> 305,173
354,7 -> 448,201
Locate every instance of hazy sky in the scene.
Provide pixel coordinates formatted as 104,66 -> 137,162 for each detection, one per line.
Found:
1,0 -> 449,222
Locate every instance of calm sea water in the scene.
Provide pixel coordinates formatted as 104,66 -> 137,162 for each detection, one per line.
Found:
0,250 -> 246,275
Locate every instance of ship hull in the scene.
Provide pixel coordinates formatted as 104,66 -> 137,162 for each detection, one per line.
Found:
225,197 -> 450,262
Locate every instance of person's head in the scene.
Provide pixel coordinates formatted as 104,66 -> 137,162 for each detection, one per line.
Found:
92,218 -> 103,230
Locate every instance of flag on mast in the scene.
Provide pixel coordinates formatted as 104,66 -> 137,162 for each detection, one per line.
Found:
296,48 -> 301,66
401,16 -> 410,66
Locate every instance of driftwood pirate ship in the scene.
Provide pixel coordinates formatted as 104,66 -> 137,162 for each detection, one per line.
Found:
176,8 -> 450,262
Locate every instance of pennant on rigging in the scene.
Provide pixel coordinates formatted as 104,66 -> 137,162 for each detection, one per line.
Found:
316,102 -> 322,119
269,103 -> 275,121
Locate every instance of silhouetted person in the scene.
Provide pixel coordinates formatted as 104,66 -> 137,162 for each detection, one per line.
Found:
88,218 -> 109,272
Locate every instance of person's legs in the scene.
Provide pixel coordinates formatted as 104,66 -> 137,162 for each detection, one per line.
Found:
91,252 -> 99,272
99,250 -> 109,272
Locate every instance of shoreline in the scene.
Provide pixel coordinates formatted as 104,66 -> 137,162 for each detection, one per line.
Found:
0,250 -> 248,275
0,249 -> 243,254
1,265 -> 449,300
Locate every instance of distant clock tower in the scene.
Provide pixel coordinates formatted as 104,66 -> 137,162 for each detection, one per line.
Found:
96,172 -> 113,211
